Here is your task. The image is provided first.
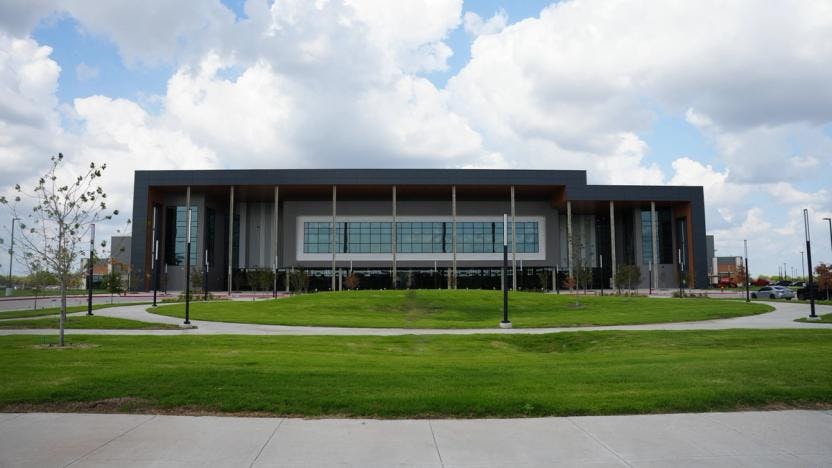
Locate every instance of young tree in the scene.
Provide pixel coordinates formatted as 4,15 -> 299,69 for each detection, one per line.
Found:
344,272 -> 360,290
563,275 -> 579,305
102,268 -> 124,303
0,154 -> 118,346
816,263 -> 831,301
735,264 -> 747,287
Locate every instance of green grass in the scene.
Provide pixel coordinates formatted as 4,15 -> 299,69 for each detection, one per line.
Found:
0,314 -> 181,330
0,302 -> 147,320
0,330 -> 830,417
152,290 -> 773,328
795,313 -> 832,324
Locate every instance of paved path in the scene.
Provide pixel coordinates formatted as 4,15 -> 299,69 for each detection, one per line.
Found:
1,410 -> 830,467
0,299 -> 828,336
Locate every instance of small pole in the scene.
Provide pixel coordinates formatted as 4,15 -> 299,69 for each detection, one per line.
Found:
599,254 -> 604,296
273,255 -> 278,298
649,260 -> 653,295
500,214 -> 511,328
184,188 -> 191,325
204,249 -> 209,301
152,205 -> 159,307
677,249 -> 683,298
744,240 -> 750,302
804,209 -> 817,318
164,264 -> 168,294
87,223 -> 95,315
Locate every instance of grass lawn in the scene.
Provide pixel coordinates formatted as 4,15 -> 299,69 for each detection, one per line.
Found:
0,314 -> 181,330
0,330 -> 830,417
153,290 -> 773,328
0,302 -> 147,320
795,313 -> 832,324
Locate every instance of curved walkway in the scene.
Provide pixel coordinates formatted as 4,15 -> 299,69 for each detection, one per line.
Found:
0,299 -> 829,336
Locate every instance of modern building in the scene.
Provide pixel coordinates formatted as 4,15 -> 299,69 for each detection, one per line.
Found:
128,169 -> 707,291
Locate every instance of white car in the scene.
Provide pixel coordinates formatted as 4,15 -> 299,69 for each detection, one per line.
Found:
751,285 -> 794,300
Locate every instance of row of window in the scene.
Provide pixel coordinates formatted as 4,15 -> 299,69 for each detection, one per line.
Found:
640,209 -> 673,265
303,221 -> 540,254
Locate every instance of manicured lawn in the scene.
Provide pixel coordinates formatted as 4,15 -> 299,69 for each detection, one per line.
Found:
0,330 -> 830,417
0,302 -> 147,320
795,313 -> 832,324
153,290 -> 773,328
0,314 -> 181,330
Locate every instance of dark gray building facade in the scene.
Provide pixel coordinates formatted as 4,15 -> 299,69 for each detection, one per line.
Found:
129,169 -> 707,291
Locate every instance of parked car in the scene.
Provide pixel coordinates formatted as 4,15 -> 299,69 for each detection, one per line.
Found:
751,285 -> 795,300
797,284 -> 831,301
774,280 -> 792,287
752,278 -> 771,286
790,281 -> 806,288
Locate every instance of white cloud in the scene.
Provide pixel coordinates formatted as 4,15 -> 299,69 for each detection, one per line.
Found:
463,9 -> 507,37
75,62 -> 98,81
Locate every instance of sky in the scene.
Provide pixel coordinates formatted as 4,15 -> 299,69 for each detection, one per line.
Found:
0,0 -> 831,277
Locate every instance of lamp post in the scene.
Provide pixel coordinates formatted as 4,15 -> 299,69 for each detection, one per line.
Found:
204,249 -> 209,301
87,224 -> 95,315
599,254 -> 604,296
677,248 -> 683,298
649,260 -> 653,295
184,188 -> 191,325
800,251 -> 805,281
744,240 -> 750,302
500,214 -> 511,328
804,209 -> 817,319
5,217 -> 19,296
823,217 -> 832,259
151,205 -> 159,307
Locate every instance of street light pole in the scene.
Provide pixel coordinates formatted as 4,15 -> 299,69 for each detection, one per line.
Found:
599,254 -> 604,296
151,205 -> 158,307
744,240 -> 750,303
677,248 -> 683,298
800,251 -> 805,280
500,214 -> 511,328
804,209 -> 817,319
87,224 -> 94,315
184,187 -> 192,325
823,217 -> 832,260
6,217 -> 19,296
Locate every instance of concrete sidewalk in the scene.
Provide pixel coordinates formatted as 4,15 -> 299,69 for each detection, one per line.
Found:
1,410 -> 830,467
0,300 -> 829,336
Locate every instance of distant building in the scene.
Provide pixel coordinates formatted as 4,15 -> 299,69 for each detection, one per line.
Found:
713,256 -> 744,287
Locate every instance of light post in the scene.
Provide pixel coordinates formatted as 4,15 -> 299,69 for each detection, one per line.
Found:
500,214 -> 511,328
649,260 -> 653,295
800,251 -> 805,281
204,249 -> 209,301
744,240 -> 750,303
184,188 -> 192,325
823,217 -> 832,259
6,217 -> 19,296
677,248 -> 683,298
555,265 -> 559,294
87,223 -> 95,315
804,209 -> 817,319
151,205 -> 159,307
599,254 -> 604,296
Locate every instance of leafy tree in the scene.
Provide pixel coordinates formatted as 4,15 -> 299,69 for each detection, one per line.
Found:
289,267 -> 309,293
735,264 -> 747,287
101,268 -> 124,303
344,273 -> 360,290
816,263 -> 831,301
0,154 -> 118,346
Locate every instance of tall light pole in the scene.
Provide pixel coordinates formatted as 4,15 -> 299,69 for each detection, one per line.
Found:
744,240 -> 750,302
151,205 -> 159,307
804,209 -> 817,319
800,251 -> 805,280
184,187 -> 192,325
824,217 -> 832,260
500,214 -> 511,329
6,217 -> 19,296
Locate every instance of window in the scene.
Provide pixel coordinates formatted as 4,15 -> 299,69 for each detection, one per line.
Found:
165,206 -> 198,265
641,208 -> 672,265
302,220 -> 539,254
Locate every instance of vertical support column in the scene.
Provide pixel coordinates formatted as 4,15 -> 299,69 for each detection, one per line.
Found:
452,185 -> 457,289
227,186 -> 234,295
511,185 -> 517,291
272,186 -> 279,297
651,201 -> 659,289
609,201 -> 617,283
331,185 -> 337,291
392,185 -> 397,289
566,200 -> 573,278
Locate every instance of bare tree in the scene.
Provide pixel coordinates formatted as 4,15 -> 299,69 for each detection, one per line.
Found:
0,154 -> 118,346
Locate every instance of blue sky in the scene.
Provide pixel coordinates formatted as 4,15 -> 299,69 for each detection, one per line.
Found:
1,0 -> 831,277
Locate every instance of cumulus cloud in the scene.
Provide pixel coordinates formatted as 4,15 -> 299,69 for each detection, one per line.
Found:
463,9 -> 507,36
75,62 -> 98,81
